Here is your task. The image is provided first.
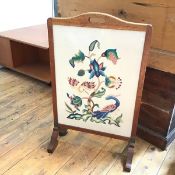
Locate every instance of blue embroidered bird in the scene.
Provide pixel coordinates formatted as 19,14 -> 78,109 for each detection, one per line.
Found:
92,96 -> 120,119
89,59 -> 106,79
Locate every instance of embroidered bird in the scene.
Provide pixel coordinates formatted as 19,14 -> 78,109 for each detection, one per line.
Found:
101,49 -> 120,64
89,59 -> 106,79
92,96 -> 120,119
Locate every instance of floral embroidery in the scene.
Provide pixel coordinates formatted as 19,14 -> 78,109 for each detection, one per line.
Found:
65,40 -> 123,127
68,77 -> 79,87
89,59 -> 106,79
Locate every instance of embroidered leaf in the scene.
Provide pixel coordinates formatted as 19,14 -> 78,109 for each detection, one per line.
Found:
67,113 -> 91,122
94,104 -> 99,108
77,69 -> 85,76
66,110 -> 72,113
114,114 -> 122,124
65,102 -> 74,113
83,109 -> 88,113
111,114 -> 122,126
69,50 -> 85,68
90,117 -> 106,124
91,88 -> 106,98
105,77 -> 111,86
67,113 -> 82,120
89,40 -> 100,51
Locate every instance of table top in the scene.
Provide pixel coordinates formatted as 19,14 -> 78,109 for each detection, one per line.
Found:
0,24 -> 48,49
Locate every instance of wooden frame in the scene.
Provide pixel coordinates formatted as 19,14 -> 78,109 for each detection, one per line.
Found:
47,12 -> 152,172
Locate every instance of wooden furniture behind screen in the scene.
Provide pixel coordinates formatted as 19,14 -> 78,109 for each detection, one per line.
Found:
0,25 -> 50,83
138,67 -> 175,150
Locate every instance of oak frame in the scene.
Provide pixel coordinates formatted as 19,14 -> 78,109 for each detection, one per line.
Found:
47,12 -> 152,172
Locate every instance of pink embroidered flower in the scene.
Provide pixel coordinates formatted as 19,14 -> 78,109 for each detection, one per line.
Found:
68,77 -> 79,86
81,81 -> 96,89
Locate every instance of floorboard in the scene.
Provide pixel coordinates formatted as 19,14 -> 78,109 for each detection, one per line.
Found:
0,68 -> 174,175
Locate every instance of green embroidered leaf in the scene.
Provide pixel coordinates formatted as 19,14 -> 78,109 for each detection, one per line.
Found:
91,88 -> 106,98
69,50 -> 85,68
66,110 -> 72,113
67,113 -> 82,120
77,69 -> 85,76
105,77 -> 111,86
114,114 -> 122,126
65,102 -> 74,113
94,104 -> 99,108
89,40 -> 100,51
82,109 -> 87,113
67,113 -> 91,122
84,104 -> 91,108
103,114 -> 122,127
90,117 -> 106,124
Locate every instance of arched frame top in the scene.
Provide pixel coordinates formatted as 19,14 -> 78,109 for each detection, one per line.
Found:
48,12 -> 151,32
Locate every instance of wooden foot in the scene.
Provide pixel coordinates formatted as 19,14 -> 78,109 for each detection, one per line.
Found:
59,127 -> 68,137
47,127 -> 59,153
124,138 -> 135,172
47,126 -> 68,153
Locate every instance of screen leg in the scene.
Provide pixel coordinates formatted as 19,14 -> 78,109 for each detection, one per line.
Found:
124,137 -> 135,172
47,126 -> 68,153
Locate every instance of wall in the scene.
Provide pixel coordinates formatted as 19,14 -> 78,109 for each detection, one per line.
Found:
0,0 -> 53,32
58,0 -> 175,74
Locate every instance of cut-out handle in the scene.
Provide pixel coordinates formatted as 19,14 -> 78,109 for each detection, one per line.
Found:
49,12 -> 150,31
89,17 -> 106,24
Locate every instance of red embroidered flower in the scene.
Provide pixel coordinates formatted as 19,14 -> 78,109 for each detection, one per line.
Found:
68,77 -> 79,86
81,82 -> 96,89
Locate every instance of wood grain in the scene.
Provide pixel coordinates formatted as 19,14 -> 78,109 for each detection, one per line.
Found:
149,49 -> 175,75
58,0 -> 175,53
0,37 -> 13,67
106,138 -> 149,175
0,25 -> 48,49
131,145 -> 171,175
138,67 -> 175,150
157,140 -> 175,175
0,68 -> 175,174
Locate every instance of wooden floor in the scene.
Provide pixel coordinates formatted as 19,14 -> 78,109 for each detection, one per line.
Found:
0,68 -> 175,175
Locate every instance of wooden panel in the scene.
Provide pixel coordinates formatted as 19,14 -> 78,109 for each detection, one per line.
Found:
163,1 -> 175,52
58,0 -> 175,52
139,104 -> 170,136
10,41 -> 38,67
138,68 -> 175,149
13,62 -> 51,83
149,49 -> 175,74
0,25 -> 48,49
0,37 -> 13,67
142,68 -> 175,111
137,126 -> 168,150
141,68 -> 175,133
37,48 -> 50,64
